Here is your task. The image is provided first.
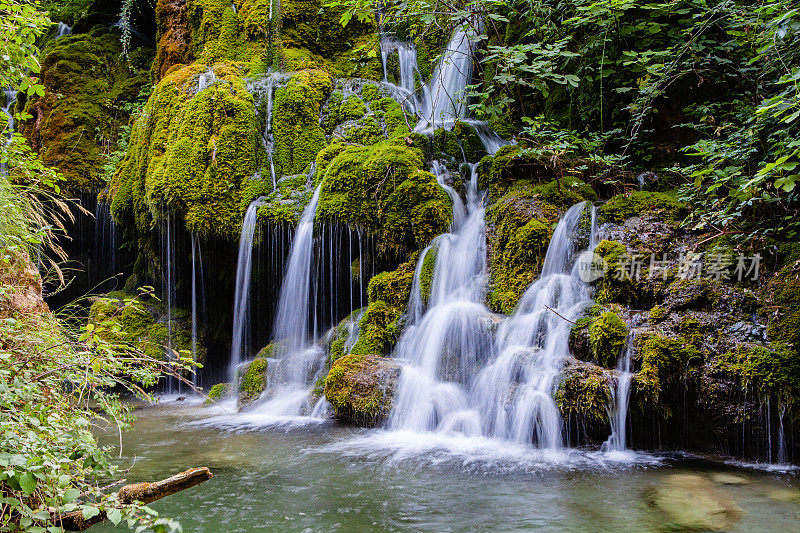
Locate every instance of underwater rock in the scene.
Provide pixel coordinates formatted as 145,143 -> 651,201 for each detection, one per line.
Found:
323,353 -> 400,426
647,474 -> 742,531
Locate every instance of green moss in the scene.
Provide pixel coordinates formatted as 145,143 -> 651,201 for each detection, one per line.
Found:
599,191 -> 687,225
367,263 -> 414,310
272,70 -> 332,176
237,357 -> 268,406
556,360 -> 611,423
88,292 -> 198,363
635,334 -> 701,412
326,308 -> 366,364
204,382 -> 232,404
317,138 -> 451,252
323,353 -> 400,426
418,246 -> 437,305
350,300 -> 403,357
111,62 -> 257,237
21,26 -> 152,191
589,311 -> 628,368
593,240 -> 632,306
486,188 -> 559,314
649,305 -> 666,323
716,344 -> 800,404
763,264 -> 800,349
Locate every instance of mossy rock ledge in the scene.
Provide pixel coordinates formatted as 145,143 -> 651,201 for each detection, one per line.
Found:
323,353 -> 401,427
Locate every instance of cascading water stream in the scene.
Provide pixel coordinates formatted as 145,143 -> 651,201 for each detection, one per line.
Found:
388,198 -> 598,449
239,185 -> 325,418
229,197 -> 267,380
603,330 -> 637,452
161,215 -> 178,392
380,26 -> 510,155
430,161 -> 466,229
272,185 -> 323,356
191,232 -> 206,387
55,22 -> 72,38
388,163 -> 492,434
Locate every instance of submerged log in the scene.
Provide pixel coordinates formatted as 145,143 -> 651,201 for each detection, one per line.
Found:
52,467 -> 213,531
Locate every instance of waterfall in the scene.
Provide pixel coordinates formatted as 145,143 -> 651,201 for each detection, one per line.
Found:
191,232 -> 206,387
241,185 -> 325,418
229,197 -> 267,380
430,161 -> 467,229
272,185 -> 322,356
198,68 -> 216,91
603,331 -> 637,452
479,202 -> 596,447
415,27 -> 476,131
256,73 -> 287,190
388,161 -> 492,434
55,22 -> 72,38
161,215 -> 178,392
380,27 -> 510,155
388,197 -> 598,448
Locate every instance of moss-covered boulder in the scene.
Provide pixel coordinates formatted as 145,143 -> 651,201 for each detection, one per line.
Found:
323,353 -> 401,426
21,26 -> 152,191
317,137 -> 451,252
204,382 -> 232,404
110,62 -> 257,236
88,291 -> 197,363
588,311 -> 628,368
599,191 -> 687,225
634,334 -> 701,411
237,357 -> 268,408
273,70 -> 331,176
486,188 -> 558,313
556,359 -> 611,425
349,300 -> 403,356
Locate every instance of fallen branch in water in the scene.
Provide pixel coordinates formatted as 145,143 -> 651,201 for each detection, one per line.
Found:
544,305 -> 579,325
51,467 -> 213,531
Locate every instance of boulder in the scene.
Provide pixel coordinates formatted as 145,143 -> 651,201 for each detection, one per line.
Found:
324,354 -> 401,426
648,474 -> 742,531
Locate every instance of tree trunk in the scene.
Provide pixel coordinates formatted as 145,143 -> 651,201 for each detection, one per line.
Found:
51,467 -> 212,531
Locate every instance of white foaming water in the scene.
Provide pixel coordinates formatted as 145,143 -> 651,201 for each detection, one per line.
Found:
388,162 -> 492,433
387,198 -> 599,454
430,160 -> 467,229
273,185 -> 322,358
416,27 -> 475,131
232,185 -> 326,422
191,232 -> 206,387
603,330 -> 637,453
229,197 -> 266,380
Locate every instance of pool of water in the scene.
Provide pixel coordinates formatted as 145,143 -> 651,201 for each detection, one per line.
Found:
94,400 -> 800,532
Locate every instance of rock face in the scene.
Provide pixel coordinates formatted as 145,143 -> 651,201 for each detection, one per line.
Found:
648,474 -> 742,531
324,354 -> 401,426
0,259 -> 49,317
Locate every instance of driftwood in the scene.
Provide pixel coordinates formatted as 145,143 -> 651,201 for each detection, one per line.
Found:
51,467 -> 213,531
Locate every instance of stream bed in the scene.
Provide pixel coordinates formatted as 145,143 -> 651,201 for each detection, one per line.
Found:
94,400 -> 800,532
